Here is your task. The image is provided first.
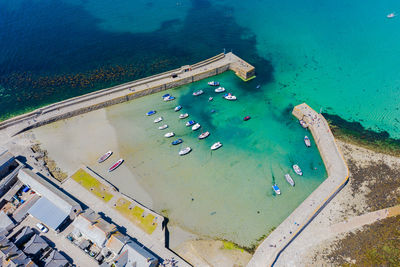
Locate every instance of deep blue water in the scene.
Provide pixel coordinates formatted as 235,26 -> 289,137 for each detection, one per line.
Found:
0,0 -> 271,120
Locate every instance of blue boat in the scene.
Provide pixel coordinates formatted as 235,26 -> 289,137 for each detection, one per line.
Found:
172,138 -> 183,145
186,120 -> 195,127
174,105 -> 182,112
272,184 -> 281,195
146,110 -> 156,116
162,93 -> 170,98
164,95 -> 175,101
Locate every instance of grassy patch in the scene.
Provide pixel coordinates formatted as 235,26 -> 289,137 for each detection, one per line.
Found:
71,168 -> 114,202
114,198 -> 157,235
326,216 -> 400,266
222,241 -> 244,252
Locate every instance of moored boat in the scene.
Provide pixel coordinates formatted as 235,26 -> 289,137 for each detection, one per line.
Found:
172,138 -> 183,145
154,117 -> 163,123
146,110 -> 156,116
272,184 -> 281,195
98,151 -> 113,163
304,136 -> 311,147
208,97 -> 213,101
174,105 -> 182,112
158,124 -> 168,130
186,120 -> 195,127
256,84 -> 261,89
108,158 -> 124,172
208,81 -> 220,86
299,120 -> 308,128
211,142 -> 222,150
243,116 -> 251,121
285,174 -> 295,186
215,87 -> 225,93
164,132 -> 175,138
224,93 -> 237,101
179,147 -> 192,156
387,12 -> 396,18
293,164 -> 303,176
198,131 -> 210,139
192,123 -> 201,131
193,90 -> 204,96
163,95 -> 175,101
179,113 -> 189,119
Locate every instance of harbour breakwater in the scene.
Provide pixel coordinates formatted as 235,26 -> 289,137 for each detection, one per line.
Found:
0,52 -> 255,137
248,103 -> 349,267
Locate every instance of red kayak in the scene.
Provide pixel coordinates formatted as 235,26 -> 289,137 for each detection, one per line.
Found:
243,116 -> 251,121
108,159 -> 124,172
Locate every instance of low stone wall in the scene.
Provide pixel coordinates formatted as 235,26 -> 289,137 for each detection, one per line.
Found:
0,53 -> 235,137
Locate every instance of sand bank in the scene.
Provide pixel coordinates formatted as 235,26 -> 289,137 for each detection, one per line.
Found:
32,108 -> 154,207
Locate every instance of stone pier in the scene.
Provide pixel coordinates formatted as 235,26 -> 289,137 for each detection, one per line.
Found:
247,103 -> 349,267
0,52 -> 254,139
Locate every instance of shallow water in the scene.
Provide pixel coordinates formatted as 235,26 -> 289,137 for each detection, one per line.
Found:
103,72 -> 326,246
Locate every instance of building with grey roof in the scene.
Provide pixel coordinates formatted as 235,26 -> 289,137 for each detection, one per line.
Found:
71,209 -> 117,248
23,234 -> 48,259
0,234 -> 37,267
18,168 -> 82,230
0,151 -> 23,198
12,226 -> 34,247
44,250 -> 69,267
113,239 -> 158,267
0,211 -> 15,235
105,232 -> 127,256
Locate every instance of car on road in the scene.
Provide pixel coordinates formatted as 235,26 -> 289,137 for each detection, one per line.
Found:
36,223 -> 49,233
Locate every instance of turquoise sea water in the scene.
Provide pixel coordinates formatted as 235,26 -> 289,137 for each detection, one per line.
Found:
103,73 -> 325,246
2,0 -> 400,245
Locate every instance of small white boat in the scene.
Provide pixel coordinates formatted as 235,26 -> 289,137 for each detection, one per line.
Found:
272,184 -> 281,195
208,81 -> 220,86
179,113 -> 189,119
224,93 -> 237,101
174,105 -> 182,112
192,123 -> 201,131
299,120 -> 308,128
293,164 -> 303,176
179,147 -> 192,156
304,136 -> 311,147
154,117 -> 163,123
193,90 -> 204,96
108,158 -> 124,172
98,151 -> 113,163
387,12 -> 396,18
198,131 -> 210,139
208,97 -> 213,101
285,174 -> 295,186
158,124 -> 168,130
215,87 -> 225,93
164,132 -> 175,138
211,142 -> 222,150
